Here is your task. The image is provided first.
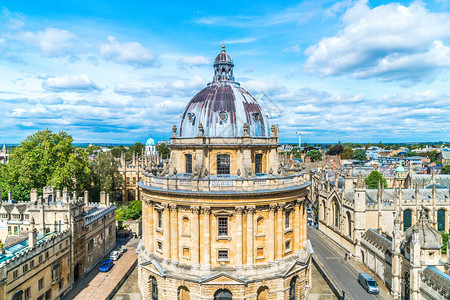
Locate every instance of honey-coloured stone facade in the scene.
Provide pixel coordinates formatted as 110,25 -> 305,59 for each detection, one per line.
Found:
138,46 -> 312,299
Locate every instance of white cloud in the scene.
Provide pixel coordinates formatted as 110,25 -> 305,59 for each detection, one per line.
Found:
177,56 -> 209,69
304,1 -> 450,82
42,74 -> 101,92
242,79 -> 287,95
283,44 -> 301,54
167,75 -> 206,91
114,83 -> 150,97
1,7 -> 25,30
100,36 -> 158,68
18,28 -> 78,57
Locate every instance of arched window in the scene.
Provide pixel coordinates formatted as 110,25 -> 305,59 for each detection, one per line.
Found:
289,277 -> 297,300
345,211 -> 352,238
403,209 -> 412,232
332,199 -> 340,228
12,290 -> 23,300
214,289 -> 232,300
321,200 -> 326,221
151,277 -> 158,300
257,217 -> 265,235
255,154 -> 263,174
185,154 -> 192,174
424,209 -> 430,219
437,209 -> 446,232
257,286 -> 269,300
88,239 -> 94,252
178,286 -> 190,300
182,217 -> 190,235
217,154 -> 230,175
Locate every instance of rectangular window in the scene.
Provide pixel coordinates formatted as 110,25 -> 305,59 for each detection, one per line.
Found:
217,154 -> 230,175
59,279 -> 64,290
30,260 -> 34,269
218,217 -> 228,236
158,211 -> 163,229
37,295 -> 44,300
182,247 -> 190,258
185,154 -> 192,174
8,226 -> 11,235
255,154 -> 263,174
13,270 -> 18,279
157,241 -> 163,251
256,247 -> 264,258
285,240 -> 291,251
218,250 -> 229,260
23,264 -> 28,273
39,255 -> 43,264
25,287 -> 31,299
14,226 -> 18,235
285,211 -> 290,229
38,278 -> 44,290
45,252 -> 49,259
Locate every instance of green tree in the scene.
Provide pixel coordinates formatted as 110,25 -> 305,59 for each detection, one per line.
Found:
130,142 -> 145,154
86,145 -> 102,155
305,150 -> 322,162
110,145 -> 126,158
353,149 -> 367,161
327,144 -> 343,155
116,200 -> 142,221
89,152 -> 123,201
156,143 -> 171,159
341,147 -> 354,159
0,130 -> 90,201
365,170 -> 387,189
441,165 -> 450,174
441,232 -> 448,254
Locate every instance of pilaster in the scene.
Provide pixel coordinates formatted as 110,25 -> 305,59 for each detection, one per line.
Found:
163,203 -> 171,263
190,206 -> 200,269
202,207 -> 211,270
170,204 -> 179,264
246,206 -> 255,268
268,204 -> 276,263
235,206 -> 244,269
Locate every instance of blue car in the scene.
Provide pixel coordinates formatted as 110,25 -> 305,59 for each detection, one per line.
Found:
100,259 -> 113,272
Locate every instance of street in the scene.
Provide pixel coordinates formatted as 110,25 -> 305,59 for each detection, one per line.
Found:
308,227 -> 387,300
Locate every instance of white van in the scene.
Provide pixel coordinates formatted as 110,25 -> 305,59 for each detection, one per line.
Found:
358,273 -> 379,294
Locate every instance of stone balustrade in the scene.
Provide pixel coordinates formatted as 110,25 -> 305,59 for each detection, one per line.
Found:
140,172 -> 307,193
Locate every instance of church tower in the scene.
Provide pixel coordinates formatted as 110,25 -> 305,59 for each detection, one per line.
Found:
354,171 -> 366,260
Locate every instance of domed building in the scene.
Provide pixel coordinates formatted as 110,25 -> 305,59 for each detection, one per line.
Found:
145,136 -> 156,156
137,46 -> 312,299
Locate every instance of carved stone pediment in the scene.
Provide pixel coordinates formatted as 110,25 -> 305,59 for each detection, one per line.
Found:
200,272 -> 246,285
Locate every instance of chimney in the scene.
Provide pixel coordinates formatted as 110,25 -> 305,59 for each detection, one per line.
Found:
29,217 -> 37,247
55,190 -> 61,200
106,193 -> 110,206
8,190 -> 11,201
84,190 -> 89,206
100,191 -> 106,205
72,191 -> 77,201
30,189 -> 38,203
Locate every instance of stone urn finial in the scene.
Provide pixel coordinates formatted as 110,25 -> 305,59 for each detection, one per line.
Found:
172,125 -> 177,137
237,168 -> 241,177
243,123 -> 249,136
173,168 -> 177,175
198,123 -> 204,137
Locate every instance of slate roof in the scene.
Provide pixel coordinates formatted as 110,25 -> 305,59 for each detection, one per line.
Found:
410,174 -> 450,188
422,266 -> 450,297
363,229 -> 392,252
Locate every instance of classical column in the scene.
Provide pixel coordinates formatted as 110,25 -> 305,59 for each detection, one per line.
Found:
170,204 -> 179,264
236,206 -> 244,269
202,207 -> 211,270
190,205 -> 200,269
294,202 -> 300,253
163,203 -> 171,263
268,204 -> 277,263
148,200 -> 154,252
301,202 -> 306,247
276,203 -> 285,260
246,206 -> 255,268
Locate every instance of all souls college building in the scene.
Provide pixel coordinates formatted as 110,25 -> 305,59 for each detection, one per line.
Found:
137,46 -> 312,299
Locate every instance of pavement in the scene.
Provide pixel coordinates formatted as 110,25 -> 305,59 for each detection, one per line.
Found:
308,262 -> 338,300
111,265 -> 140,300
308,227 -> 393,300
63,237 -> 139,300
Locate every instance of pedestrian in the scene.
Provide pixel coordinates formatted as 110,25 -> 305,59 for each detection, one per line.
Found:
342,291 -> 345,300
345,253 -> 347,261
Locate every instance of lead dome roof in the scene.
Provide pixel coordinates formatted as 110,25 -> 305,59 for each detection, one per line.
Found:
179,45 -> 270,138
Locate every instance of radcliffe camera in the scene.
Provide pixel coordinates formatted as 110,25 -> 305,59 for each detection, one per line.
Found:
0,1 -> 449,300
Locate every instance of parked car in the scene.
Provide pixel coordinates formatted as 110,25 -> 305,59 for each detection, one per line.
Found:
100,259 -> 113,272
120,246 -> 128,254
110,251 -> 120,261
358,273 -> 379,294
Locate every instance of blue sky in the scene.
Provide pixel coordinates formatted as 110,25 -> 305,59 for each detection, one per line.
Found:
0,0 -> 449,144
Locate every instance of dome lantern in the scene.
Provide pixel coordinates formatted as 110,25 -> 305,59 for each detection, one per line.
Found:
213,44 -> 234,82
